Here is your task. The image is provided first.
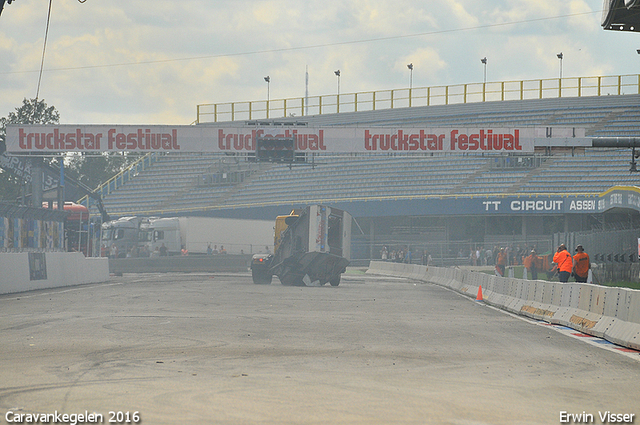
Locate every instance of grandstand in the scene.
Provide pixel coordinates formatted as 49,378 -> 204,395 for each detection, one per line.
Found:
94,93 -> 640,217
81,88 -> 640,264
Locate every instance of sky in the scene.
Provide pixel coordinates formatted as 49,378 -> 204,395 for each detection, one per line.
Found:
0,0 -> 638,125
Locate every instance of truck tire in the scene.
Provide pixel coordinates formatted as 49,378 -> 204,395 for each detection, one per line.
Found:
252,269 -> 272,285
280,276 -> 303,286
329,275 -> 341,286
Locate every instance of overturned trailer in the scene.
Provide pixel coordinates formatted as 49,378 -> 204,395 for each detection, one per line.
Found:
251,205 -> 351,286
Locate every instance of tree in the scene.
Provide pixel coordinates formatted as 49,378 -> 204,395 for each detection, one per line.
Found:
0,98 -> 60,202
64,152 -> 132,190
0,98 -> 60,144
0,168 -> 22,201
1,98 -> 137,204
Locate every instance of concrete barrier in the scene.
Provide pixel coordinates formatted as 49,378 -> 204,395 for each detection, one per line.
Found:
605,290 -> 640,348
0,252 -> 109,295
108,254 -> 251,274
367,261 -> 640,350
501,278 -> 522,314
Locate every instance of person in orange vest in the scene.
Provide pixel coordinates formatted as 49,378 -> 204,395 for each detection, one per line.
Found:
552,244 -> 573,283
572,244 -> 591,283
495,247 -> 507,276
523,249 -> 542,280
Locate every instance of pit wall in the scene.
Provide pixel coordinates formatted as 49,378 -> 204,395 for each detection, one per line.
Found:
367,261 -> 640,350
108,255 -> 251,274
0,252 -> 109,295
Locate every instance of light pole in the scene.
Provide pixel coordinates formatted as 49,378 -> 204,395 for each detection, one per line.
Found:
334,70 -> 340,112
481,57 -> 487,84
557,52 -> 563,79
481,57 -> 487,102
264,76 -> 270,118
305,65 -> 309,116
407,63 -> 413,107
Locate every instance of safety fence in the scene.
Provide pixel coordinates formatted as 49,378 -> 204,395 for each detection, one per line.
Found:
351,236 -> 554,268
367,261 -> 640,350
197,73 -> 640,123
554,227 -> 640,283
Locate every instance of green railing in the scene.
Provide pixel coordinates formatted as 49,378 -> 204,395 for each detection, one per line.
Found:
196,74 -> 640,124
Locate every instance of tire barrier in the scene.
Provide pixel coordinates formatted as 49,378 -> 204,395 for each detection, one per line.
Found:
367,261 -> 640,350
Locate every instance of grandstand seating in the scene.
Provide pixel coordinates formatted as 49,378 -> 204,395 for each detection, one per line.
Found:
95,94 -> 640,217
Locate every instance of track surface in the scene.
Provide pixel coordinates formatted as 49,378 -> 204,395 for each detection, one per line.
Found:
1,271 -> 639,425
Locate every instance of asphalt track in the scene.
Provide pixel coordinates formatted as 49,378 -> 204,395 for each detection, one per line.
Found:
1,271 -> 639,425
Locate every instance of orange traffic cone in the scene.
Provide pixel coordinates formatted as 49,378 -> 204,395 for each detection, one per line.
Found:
476,285 -> 483,301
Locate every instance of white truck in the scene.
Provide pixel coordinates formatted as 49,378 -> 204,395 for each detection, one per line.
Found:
138,216 -> 274,256
100,216 -> 145,258
101,216 -> 274,257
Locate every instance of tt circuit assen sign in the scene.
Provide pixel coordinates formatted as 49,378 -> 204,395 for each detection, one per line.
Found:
479,197 -> 598,214
338,194 -> 603,218
354,188 -> 640,218
5,125 -> 585,154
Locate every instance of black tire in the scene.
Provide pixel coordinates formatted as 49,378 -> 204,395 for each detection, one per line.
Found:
279,275 -> 304,286
329,275 -> 341,286
252,269 -> 272,285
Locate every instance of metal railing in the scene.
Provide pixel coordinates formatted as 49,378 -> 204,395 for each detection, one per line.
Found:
196,74 -> 640,124
77,153 -> 158,211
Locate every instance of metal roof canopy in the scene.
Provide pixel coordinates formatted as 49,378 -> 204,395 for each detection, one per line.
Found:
602,0 -> 640,32
592,137 -> 640,147
0,202 -> 67,222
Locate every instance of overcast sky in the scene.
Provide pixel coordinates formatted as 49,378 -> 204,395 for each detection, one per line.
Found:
0,0 -> 637,125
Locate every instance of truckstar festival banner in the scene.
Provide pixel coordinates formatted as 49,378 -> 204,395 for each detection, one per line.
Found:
5,125 -> 585,154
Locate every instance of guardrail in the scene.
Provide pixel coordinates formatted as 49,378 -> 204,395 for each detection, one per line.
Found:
197,74 -> 640,123
367,261 -> 640,350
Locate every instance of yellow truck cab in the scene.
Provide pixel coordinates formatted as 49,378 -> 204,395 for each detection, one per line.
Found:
251,205 -> 351,286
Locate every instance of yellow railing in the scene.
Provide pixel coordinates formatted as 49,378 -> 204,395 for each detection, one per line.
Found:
77,152 -> 157,211
196,74 -> 640,124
